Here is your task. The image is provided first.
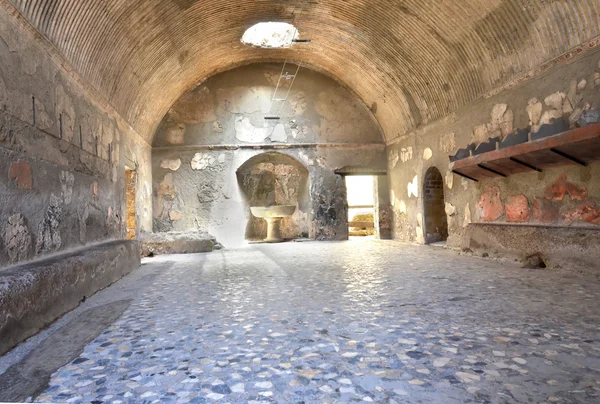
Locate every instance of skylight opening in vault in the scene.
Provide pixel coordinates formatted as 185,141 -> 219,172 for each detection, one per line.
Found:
242,22 -> 299,48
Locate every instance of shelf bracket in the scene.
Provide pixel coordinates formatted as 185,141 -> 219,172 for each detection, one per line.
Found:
477,164 -> 507,177
452,170 -> 479,182
550,148 -> 587,166
509,157 -> 542,172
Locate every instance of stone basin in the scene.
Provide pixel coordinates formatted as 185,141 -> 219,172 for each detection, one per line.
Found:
250,205 -> 296,243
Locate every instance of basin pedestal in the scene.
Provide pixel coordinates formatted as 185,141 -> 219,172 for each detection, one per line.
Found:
250,205 -> 296,243
265,217 -> 284,243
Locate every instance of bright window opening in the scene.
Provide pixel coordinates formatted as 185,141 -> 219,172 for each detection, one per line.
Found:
346,176 -> 376,237
241,22 -> 299,48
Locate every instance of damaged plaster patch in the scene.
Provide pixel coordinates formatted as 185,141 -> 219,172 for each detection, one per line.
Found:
169,211 -> 183,221
463,204 -> 472,228
191,153 -> 217,170
161,158 -> 182,171
527,98 -> 543,126
77,204 -> 90,243
314,89 -> 368,141
535,109 -> 565,133
168,86 -> 216,123
439,133 -> 456,153
165,124 -> 186,145
91,182 -> 99,199
34,98 -> 54,131
476,185 -> 504,222
492,104 -> 514,138
8,160 -> 33,190
416,213 -> 424,244
36,194 -> 62,254
235,117 -> 269,143
472,103 -> 514,144
445,170 -> 454,189
212,121 -> 224,133
506,195 -> 532,223
288,91 -> 307,116
423,148 -> 433,160
4,213 -> 31,263
407,175 -> 419,198
562,201 -> 600,225
270,124 -> 287,142
570,108 -> 584,126
400,147 -> 413,163
445,203 -> 456,217
217,87 -> 270,115
544,174 -> 587,201
544,92 -> 565,111
399,200 -> 407,215
55,84 -> 76,142
60,171 -> 74,204
565,80 -> 577,114
290,120 -> 308,139
461,177 -> 469,190
155,173 -> 176,219
298,151 -> 314,166
388,150 -> 399,170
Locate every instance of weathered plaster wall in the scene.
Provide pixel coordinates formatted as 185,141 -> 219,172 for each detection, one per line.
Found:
0,6 -> 152,269
373,176 -> 392,240
152,63 -> 385,246
153,146 -> 384,247
387,49 -> 600,263
154,64 -> 383,147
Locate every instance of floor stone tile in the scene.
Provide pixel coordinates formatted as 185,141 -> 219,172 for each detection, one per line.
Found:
32,241 -> 600,403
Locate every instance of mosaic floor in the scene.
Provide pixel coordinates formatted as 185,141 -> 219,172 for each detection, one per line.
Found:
30,241 -> 600,403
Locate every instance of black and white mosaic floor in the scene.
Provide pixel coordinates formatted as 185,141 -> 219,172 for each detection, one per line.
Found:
17,241 -> 600,403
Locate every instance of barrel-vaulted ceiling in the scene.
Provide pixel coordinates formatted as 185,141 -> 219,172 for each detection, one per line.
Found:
9,0 -> 600,143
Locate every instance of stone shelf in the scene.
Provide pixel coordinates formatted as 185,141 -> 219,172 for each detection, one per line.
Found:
450,123 -> 600,182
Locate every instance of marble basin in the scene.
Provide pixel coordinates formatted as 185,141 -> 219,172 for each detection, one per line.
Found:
250,205 -> 296,243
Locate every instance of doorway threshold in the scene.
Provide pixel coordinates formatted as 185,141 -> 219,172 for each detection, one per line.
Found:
428,241 -> 447,248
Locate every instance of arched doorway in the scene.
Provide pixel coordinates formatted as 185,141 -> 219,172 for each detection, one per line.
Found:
423,167 -> 448,244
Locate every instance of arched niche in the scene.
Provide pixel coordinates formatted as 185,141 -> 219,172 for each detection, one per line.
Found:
236,152 -> 310,241
423,167 -> 448,244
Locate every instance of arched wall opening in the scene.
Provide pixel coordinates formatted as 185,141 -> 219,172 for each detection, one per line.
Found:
236,152 -> 310,241
151,62 -> 387,247
423,167 -> 448,244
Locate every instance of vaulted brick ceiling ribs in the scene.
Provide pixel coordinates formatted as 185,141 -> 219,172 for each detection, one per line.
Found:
9,0 -> 600,142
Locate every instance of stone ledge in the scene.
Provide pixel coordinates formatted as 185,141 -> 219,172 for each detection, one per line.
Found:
0,240 -> 140,355
461,223 -> 600,271
140,231 -> 221,257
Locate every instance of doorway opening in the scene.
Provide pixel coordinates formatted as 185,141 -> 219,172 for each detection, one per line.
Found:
423,167 -> 448,245
345,176 -> 375,237
125,167 -> 137,240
